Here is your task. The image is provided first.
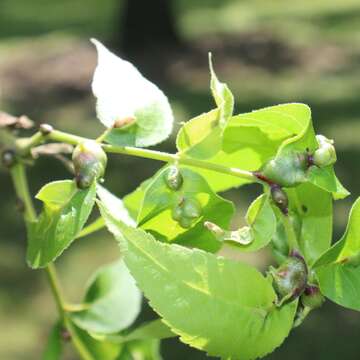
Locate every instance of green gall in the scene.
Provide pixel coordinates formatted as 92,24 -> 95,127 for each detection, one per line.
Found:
72,140 -> 107,189
301,285 -> 325,309
271,185 -> 288,214
313,135 -> 336,167
164,166 -> 183,191
171,205 -> 183,222
270,252 -> 308,304
179,217 -> 193,229
171,197 -> 202,228
261,152 -> 307,187
182,198 -> 202,219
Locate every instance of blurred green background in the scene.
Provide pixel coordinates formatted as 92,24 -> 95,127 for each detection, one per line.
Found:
1,0 -> 360,359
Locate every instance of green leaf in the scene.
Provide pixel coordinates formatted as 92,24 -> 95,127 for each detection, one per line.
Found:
67,319 -> 123,360
71,259 -> 142,334
91,39 -> 173,148
307,165 -> 350,200
123,178 -> 153,220
97,185 -> 135,227
287,183 -> 333,266
26,180 -> 96,268
206,194 -> 276,252
314,198 -> 360,310
125,320 -> 173,343
264,105 -> 348,199
90,319 -> 174,344
137,166 -> 235,252
42,322 -> 62,360
176,104 -> 311,193
99,208 -> 297,360
223,103 -> 311,156
209,53 -> 234,127
77,216 -> 105,239
118,339 -> 162,360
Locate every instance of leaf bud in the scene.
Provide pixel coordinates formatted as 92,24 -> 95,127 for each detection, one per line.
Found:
313,135 -> 337,167
1,149 -> 16,168
164,166 -> 183,191
270,185 -> 289,214
72,140 -> 107,189
300,285 -> 325,309
39,123 -> 53,135
270,252 -> 308,304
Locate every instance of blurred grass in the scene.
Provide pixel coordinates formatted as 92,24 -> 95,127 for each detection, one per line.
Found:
1,0 -> 360,359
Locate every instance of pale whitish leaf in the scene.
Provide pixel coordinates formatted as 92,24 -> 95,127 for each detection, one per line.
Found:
99,205 -> 297,360
71,259 -> 142,334
91,39 -> 173,147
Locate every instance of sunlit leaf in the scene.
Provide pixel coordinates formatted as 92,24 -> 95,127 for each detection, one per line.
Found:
307,165 -> 350,200
136,166 -> 235,252
206,194 -> 276,252
99,208 -> 297,360
91,39 -> 173,147
287,183 -> 333,266
177,104 -> 312,192
209,53 -> 234,127
26,180 -> 96,268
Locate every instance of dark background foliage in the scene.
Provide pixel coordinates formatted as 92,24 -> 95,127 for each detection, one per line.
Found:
0,0 -> 360,358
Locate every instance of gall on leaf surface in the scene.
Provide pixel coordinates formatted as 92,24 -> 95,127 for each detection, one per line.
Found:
132,166 -> 235,253
26,180 -> 96,268
314,197 -> 360,311
206,194 -> 276,252
91,39 -> 173,147
98,205 -> 297,360
71,259 -> 141,334
269,106 -> 348,198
